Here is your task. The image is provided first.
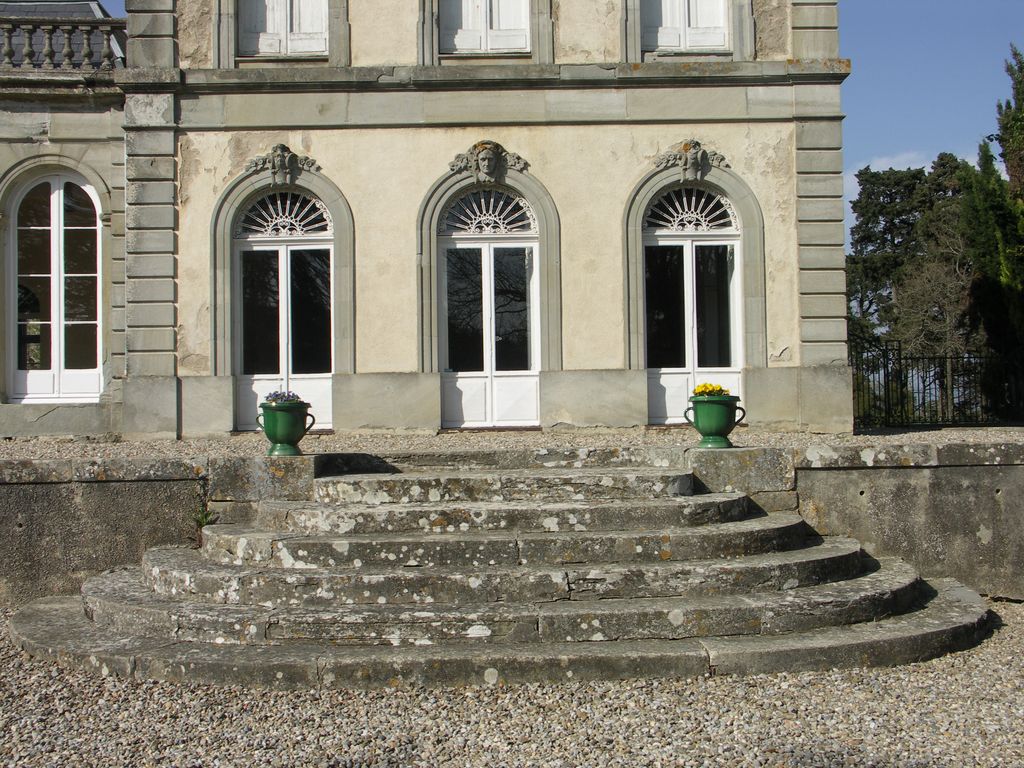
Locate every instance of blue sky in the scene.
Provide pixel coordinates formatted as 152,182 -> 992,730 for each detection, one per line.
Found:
841,0 -> 1024,209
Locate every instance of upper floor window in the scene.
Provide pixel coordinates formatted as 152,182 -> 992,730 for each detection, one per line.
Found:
641,0 -> 729,52
8,175 -> 102,403
440,0 -> 530,54
238,0 -> 328,56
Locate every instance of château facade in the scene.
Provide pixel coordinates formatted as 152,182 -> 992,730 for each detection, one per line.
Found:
0,0 -> 851,437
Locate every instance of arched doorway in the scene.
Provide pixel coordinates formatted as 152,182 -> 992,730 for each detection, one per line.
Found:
438,185 -> 541,427
642,183 -> 742,423
232,189 -> 334,429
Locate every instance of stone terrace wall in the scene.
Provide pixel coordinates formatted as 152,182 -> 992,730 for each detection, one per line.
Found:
1,444 -> 1021,606
687,444 -> 1024,600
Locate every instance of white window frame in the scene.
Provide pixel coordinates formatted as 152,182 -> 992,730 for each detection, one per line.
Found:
439,0 -> 532,55
642,229 -> 743,424
237,0 -> 329,57
640,0 -> 731,54
231,236 -> 336,430
6,174 -> 103,404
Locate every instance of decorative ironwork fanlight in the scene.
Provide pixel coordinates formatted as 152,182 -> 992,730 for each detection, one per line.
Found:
644,186 -> 739,233
440,186 -> 538,235
236,191 -> 332,237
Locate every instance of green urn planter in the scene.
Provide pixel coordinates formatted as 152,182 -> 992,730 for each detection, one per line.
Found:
684,395 -> 745,449
257,400 -> 316,456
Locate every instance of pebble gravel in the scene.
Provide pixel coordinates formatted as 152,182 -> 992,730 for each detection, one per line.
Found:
0,601 -> 1021,767
0,425 -> 1023,461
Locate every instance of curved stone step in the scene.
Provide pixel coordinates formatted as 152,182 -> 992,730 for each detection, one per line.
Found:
313,468 -> 695,506
86,558 -> 921,646
144,538 -> 866,607
200,514 -> 810,569
257,494 -> 752,536
9,580 -> 991,689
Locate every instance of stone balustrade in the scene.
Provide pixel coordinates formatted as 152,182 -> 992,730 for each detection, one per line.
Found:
0,17 -> 125,70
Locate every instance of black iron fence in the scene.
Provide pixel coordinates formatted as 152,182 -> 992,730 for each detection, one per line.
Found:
850,338 -> 1024,430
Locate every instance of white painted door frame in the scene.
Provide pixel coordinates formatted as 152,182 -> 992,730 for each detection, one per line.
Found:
439,237 -> 540,428
232,239 -> 334,430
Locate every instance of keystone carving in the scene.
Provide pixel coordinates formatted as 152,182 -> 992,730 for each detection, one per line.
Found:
449,140 -> 529,184
654,139 -> 729,182
246,144 -> 321,186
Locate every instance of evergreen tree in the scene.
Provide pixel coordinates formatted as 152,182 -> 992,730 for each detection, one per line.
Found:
996,45 -> 1024,199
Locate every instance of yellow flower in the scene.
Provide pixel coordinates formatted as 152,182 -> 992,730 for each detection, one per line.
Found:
692,383 -> 729,397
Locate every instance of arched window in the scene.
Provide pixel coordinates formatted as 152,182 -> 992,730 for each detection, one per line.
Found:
438,185 -> 540,427
642,183 -> 741,423
8,175 -> 102,402
232,189 -> 335,430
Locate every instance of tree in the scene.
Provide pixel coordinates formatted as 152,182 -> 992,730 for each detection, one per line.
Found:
996,45 -> 1024,198
846,166 -> 928,341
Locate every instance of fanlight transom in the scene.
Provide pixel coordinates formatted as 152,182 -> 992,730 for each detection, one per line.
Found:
236,191 -> 333,237
440,187 -> 538,235
644,186 -> 739,233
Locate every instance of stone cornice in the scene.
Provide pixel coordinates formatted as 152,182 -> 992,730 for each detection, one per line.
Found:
174,59 -> 850,94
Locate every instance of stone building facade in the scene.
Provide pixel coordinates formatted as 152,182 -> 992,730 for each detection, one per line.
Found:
0,0 -> 851,438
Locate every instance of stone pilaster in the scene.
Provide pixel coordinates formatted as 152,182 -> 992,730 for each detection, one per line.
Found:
121,0 -> 180,438
790,0 -> 839,60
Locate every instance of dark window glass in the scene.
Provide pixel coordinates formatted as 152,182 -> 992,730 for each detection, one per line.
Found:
695,244 -> 733,367
644,245 -> 686,368
18,277 -> 51,321
64,277 -> 97,321
63,183 -> 96,227
290,249 -> 332,374
17,229 -> 51,275
446,249 -> 484,372
17,183 -> 50,228
64,230 -> 97,274
64,324 -> 97,369
493,247 -> 530,371
18,322 -> 51,370
240,250 -> 280,375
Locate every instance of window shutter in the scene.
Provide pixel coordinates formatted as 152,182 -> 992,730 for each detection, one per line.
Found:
440,0 -> 485,53
487,0 -> 529,52
238,0 -> 285,55
641,0 -> 682,50
287,0 -> 328,54
686,0 -> 728,49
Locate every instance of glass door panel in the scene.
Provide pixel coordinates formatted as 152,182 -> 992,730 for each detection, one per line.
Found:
493,247 -> 530,372
445,248 -> 484,373
290,249 -> 332,374
240,249 -> 280,375
644,245 -> 687,369
695,244 -> 733,368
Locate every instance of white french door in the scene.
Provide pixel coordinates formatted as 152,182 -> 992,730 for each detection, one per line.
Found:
440,241 -> 540,428
645,238 -> 742,424
234,243 -> 333,430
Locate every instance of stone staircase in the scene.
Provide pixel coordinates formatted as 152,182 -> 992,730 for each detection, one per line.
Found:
9,450 -> 991,689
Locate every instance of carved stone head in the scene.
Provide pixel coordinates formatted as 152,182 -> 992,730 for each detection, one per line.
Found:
654,139 -> 730,182
450,140 -> 529,183
245,144 -> 321,186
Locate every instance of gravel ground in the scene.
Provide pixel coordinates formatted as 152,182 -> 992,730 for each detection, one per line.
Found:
1,425 -> 1024,460
0,602 -> 1020,768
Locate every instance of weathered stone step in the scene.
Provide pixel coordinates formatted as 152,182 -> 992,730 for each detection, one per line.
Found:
318,447 -> 686,474
86,559 -> 921,647
200,515 -> 809,569
144,539 -> 865,607
257,494 -> 751,536
313,468 -> 695,505
9,580 -> 991,689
